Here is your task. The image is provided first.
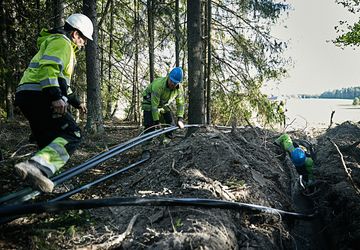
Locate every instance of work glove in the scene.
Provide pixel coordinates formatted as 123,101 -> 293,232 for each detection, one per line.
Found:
153,120 -> 161,129
158,108 -> 165,114
52,96 -> 68,115
177,117 -> 185,129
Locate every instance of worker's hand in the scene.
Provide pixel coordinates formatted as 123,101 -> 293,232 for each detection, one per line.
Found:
78,103 -> 87,114
177,117 -> 185,129
153,120 -> 161,129
158,108 -> 165,114
52,99 -> 68,115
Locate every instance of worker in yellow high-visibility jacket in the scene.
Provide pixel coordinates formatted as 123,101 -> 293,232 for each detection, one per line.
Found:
14,14 -> 93,193
141,67 -> 185,144
275,134 -> 315,189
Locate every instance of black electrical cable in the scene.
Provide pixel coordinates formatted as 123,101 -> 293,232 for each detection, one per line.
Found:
0,187 -> 33,205
0,125 -> 200,205
0,197 -> 315,220
0,127 -> 165,205
0,156 -> 151,224
51,155 -> 150,202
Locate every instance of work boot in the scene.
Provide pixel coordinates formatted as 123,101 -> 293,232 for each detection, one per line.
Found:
14,161 -> 54,193
14,161 -> 30,180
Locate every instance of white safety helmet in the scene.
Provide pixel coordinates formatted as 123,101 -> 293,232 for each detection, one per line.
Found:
65,13 -> 93,41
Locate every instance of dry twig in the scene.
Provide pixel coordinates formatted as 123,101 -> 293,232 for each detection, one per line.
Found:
283,118 -> 296,132
170,159 -> 180,175
167,207 -> 177,233
328,138 -> 360,195
10,144 -> 37,158
80,214 -> 139,250
328,110 -> 335,129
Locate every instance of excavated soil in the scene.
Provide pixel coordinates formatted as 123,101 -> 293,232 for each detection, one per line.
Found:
0,119 -> 359,249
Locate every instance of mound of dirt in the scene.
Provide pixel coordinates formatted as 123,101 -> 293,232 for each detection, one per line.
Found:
105,127 -> 296,249
0,120 -> 359,249
314,121 -> 360,249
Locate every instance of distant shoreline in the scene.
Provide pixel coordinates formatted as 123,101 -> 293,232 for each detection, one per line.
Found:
299,95 -> 356,100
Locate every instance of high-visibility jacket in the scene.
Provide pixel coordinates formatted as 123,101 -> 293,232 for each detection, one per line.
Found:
17,28 -> 78,102
275,133 -> 314,180
142,77 -> 185,121
15,29 -> 81,176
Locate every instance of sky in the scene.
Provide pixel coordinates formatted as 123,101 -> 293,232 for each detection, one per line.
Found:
265,0 -> 360,95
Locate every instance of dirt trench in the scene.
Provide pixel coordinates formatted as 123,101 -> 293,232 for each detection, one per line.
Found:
0,121 -> 360,249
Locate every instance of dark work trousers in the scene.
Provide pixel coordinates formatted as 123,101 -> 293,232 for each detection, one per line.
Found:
15,91 -> 81,155
143,110 -> 174,138
295,165 -> 308,182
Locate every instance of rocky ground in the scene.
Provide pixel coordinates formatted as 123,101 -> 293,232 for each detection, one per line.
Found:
0,118 -> 359,249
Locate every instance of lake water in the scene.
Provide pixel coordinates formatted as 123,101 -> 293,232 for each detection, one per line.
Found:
284,98 -> 360,130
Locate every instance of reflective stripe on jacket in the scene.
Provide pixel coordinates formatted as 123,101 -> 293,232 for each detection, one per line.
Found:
17,29 -> 77,101
31,137 -> 70,176
142,76 -> 185,121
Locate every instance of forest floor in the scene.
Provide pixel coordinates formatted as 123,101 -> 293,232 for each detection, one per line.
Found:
0,118 -> 359,249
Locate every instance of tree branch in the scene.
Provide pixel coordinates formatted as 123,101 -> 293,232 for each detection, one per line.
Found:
328,138 -> 360,195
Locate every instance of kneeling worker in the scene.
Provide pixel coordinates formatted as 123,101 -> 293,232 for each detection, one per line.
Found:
275,134 -> 315,189
141,67 -> 185,144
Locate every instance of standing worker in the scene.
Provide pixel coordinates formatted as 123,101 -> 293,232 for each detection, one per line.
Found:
277,100 -> 286,127
14,14 -> 93,193
275,134 -> 316,190
141,67 -> 185,144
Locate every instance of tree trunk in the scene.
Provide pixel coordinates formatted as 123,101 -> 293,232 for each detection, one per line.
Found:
128,0 -> 140,123
206,0 -> 211,125
106,0 -> 114,119
134,0 -> 140,123
83,0 -> 104,133
0,0 -> 6,117
36,0 -> 41,32
5,78 -> 14,120
1,0 -> 14,120
147,0 -> 154,82
175,0 -> 180,67
187,0 -> 204,126
53,0 -> 64,28
100,0 -> 105,105
202,1 -> 207,123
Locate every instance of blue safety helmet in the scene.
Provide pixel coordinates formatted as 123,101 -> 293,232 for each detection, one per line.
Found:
290,148 -> 306,166
169,67 -> 183,84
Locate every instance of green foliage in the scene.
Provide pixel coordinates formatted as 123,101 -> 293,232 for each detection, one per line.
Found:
334,1 -> 360,47
42,209 -> 92,227
334,21 -> 360,46
336,0 -> 360,13
174,218 -> 183,228
0,107 -> 6,120
211,84 -> 280,126
250,0 -> 289,19
26,209 -> 92,249
1,0 -> 290,125
209,0 -> 289,126
319,86 -> 360,99
225,177 -> 246,188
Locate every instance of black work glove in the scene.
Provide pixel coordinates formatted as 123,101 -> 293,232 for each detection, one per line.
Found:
153,120 -> 161,129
